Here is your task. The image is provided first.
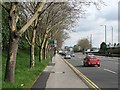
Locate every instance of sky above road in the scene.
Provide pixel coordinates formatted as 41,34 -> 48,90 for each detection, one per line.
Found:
63,0 -> 119,48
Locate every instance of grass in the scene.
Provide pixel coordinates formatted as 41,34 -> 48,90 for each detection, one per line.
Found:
2,49 -> 50,89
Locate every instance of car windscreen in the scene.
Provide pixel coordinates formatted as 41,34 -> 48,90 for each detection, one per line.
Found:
89,56 -> 97,59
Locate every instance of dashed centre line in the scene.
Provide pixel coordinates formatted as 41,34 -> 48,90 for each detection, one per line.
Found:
104,68 -> 117,74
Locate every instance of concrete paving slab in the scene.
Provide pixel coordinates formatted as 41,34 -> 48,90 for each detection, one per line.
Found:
31,54 -> 88,89
45,54 -> 88,88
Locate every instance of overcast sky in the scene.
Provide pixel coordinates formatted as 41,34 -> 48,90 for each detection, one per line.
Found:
63,0 -> 119,48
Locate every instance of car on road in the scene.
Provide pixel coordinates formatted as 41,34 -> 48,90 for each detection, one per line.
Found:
83,55 -> 100,67
71,53 -> 75,57
64,54 -> 71,59
70,52 -> 75,57
86,53 -> 94,56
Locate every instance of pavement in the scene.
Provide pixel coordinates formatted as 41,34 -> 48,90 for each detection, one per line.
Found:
31,54 -> 88,89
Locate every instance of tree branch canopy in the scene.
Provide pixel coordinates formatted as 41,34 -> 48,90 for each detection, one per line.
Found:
18,0 -> 46,36
0,2 -> 10,13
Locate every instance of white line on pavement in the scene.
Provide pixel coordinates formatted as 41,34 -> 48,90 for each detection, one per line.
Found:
104,68 -> 117,74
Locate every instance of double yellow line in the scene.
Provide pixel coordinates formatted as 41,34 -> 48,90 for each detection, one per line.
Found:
63,58 -> 101,90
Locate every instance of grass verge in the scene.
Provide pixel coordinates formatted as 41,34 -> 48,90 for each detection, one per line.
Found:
2,50 -> 50,89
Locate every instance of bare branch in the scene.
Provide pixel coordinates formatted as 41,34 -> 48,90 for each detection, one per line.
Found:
0,2 -> 10,13
25,35 -> 31,45
18,0 -> 46,36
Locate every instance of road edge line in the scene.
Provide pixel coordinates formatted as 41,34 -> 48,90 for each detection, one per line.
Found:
62,58 -> 101,90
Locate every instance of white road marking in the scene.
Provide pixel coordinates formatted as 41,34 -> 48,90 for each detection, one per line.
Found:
104,68 -> 117,74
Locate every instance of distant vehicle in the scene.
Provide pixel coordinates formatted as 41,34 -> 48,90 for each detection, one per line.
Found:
83,55 -> 100,67
61,51 -> 67,56
64,54 -> 71,59
70,52 -> 75,57
58,50 -> 63,54
58,50 -> 66,56
86,53 -> 94,56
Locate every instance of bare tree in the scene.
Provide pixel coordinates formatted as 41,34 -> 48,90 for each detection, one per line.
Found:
2,1 -> 46,83
35,2 -> 75,62
77,38 -> 90,50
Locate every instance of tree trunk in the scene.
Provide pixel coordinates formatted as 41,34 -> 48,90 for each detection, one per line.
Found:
30,19 -> 37,68
39,47 -> 41,62
43,39 -> 48,60
4,35 -> 19,83
4,2 -> 19,83
39,31 -> 48,62
40,45 -> 43,62
44,40 -> 48,60
30,29 -> 36,68
30,44 -> 35,68
43,47 -> 45,60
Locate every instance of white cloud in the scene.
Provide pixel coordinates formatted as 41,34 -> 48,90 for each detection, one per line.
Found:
63,0 -> 118,48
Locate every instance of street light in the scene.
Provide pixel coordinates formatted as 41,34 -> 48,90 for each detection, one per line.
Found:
111,26 -> 113,56
111,26 -> 113,46
100,25 -> 107,43
90,34 -> 92,49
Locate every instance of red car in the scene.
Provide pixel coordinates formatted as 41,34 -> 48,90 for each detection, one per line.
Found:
83,55 -> 100,67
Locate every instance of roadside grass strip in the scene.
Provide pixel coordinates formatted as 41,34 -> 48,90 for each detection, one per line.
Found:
63,58 -> 101,90
2,51 -> 50,88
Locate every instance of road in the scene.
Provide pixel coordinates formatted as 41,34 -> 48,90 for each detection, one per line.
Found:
64,53 -> 119,89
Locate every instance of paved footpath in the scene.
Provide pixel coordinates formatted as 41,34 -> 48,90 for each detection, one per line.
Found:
31,54 -> 88,88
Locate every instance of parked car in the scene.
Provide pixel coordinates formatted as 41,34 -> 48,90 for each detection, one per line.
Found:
64,54 -> 71,59
83,55 -> 100,67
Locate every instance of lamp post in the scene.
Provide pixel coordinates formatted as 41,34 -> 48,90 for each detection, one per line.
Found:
90,34 -> 92,49
100,25 -> 107,43
111,26 -> 113,46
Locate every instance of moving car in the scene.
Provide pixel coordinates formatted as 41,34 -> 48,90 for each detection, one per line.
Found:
83,55 -> 100,67
70,52 -> 75,57
86,53 -> 94,56
64,54 -> 71,59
